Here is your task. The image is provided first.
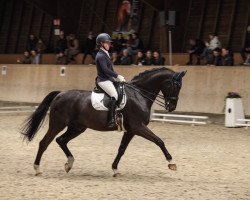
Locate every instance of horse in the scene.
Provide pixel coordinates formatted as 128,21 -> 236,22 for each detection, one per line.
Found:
21,67 -> 186,176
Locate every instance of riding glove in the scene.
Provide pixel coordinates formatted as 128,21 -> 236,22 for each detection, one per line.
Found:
117,75 -> 126,82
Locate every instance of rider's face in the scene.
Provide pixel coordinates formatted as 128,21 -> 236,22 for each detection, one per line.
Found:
103,42 -> 111,51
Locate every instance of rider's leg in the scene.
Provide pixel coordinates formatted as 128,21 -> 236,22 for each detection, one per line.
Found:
98,80 -> 118,127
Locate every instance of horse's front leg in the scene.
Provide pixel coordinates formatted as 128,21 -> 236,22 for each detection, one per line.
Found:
135,124 -> 177,171
112,132 -> 134,177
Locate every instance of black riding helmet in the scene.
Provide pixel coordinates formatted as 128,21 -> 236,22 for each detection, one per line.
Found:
96,33 -> 113,48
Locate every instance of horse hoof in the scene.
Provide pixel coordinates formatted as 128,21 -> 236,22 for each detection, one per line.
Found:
168,164 -> 177,171
65,163 -> 72,173
113,173 -> 122,177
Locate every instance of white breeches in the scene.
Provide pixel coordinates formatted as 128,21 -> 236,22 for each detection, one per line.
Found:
98,80 -> 118,100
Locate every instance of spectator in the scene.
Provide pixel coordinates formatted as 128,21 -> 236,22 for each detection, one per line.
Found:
36,38 -> 46,54
82,31 -> 96,64
111,51 -> 121,65
142,50 -> 153,65
152,51 -> 165,65
55,31 -> 67,53
113,32 -> 127,53
221,47 -> 234,66
30,50 -> 40,64
66,34 -> 80,63
27,34 -> 37,52
134,50 -> 144,65
186,38 -> 206,65
120,49 -> 132,65
56,52 -> 68,65
241,25 -> 250,63
207,48 -> 222,66
243,53 -> 250,66
204,33 -> 221,64
127,32 -> 141,55
18,51 -> 31,64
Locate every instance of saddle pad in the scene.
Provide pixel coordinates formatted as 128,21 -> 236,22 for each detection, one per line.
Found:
91,92 -> 126,111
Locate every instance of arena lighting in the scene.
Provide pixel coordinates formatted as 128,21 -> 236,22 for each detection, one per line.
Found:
1,65 -> 7,75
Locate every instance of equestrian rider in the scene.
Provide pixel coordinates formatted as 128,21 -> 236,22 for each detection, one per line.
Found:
95,33 -> 126,128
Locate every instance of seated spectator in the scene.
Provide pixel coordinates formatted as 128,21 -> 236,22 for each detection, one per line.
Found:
55,31 -> 67,53
243,53 -> 250,66
221,47 -> 234,66
204,33 -> 221,64
18,51 -> 31,64
241,25 -> 250,63
27,34 -> 37,52
56,52 -> 68,65
127,33 -> 140,55
82,31 -> 96,64
142,50 -> 153,65
113,32 -> 127,53
30,50 -> 40,64
207,48 -> 222,66
186,38 -> 205,65
111,51 -> 121,65
152,51 -> 165,65
66,34 -> 79,63
120,49 -> 132,65
134,50 -> 144,65
36,38 -> 46,54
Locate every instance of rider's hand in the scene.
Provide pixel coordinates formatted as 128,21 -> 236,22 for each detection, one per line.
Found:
117,75 -> 126,82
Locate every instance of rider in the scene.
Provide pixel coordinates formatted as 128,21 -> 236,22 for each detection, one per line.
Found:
95,33 -> 126,128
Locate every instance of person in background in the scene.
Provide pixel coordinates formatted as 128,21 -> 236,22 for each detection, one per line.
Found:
17,51 -> 31,64
27,34 -> 37,52
142,50 -> 153,65
120,49 -> 132,65
241,26 -> 250,63
56,51 -> 68,65
30,50 -> 40,64
186,38 -> 206,65
127,32 -> 140,55
55,31 -> 67,53
152,51 -> 165,65
82,31 -> 96,64
204,33 -> 221,64
111,51 -> 121,65
207,47 -> 222,66
113,32 -> 127,54
134,50 -> 144,65
243,53 -> 250,66
221,47 -> 234,66
66,34 -> 79,63
36,38 -> 46,54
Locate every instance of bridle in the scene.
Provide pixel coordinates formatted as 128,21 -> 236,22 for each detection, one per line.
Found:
124,77 -> 181,110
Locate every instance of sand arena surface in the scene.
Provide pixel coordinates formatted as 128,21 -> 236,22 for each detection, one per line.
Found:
0,115 -> 249,200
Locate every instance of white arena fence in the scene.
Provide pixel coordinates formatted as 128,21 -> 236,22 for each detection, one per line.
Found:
236,119 -> 250,129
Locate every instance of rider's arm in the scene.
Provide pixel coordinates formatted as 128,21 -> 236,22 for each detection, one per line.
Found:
98,55 -> 118,78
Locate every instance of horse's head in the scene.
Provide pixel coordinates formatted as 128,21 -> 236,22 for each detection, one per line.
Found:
161,71 -> 186,112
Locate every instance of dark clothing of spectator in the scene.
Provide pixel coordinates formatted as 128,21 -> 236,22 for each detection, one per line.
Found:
153,57 -> 165,65
55,37 -> 67,53
241,32 -> 250,61
113,37 -> 127,53
27,38 -> 37,52
142,58 -> 153,65
207,55 -> 222,66
82,37 -> 96,64
134,56 -> 144,65
22,57 -> 32,64
187,39 -> 205,65
56,55 -> 68,65
120,55 -> 133,65
112,57 -> 121,65
222,54 -> 234,66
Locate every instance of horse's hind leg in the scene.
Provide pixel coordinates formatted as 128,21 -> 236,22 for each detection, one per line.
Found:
56,126 -> 87,173
112,132 -> 134,177
34,124 -> 65,175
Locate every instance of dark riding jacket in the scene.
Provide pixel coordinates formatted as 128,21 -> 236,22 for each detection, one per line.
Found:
95,49 -> 118,83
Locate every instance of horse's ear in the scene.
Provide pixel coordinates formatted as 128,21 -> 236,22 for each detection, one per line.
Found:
173,71 -> 187,80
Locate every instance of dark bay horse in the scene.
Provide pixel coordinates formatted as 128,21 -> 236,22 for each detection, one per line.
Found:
22,67 -> 186,176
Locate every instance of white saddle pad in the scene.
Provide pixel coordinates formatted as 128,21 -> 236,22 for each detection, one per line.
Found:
91,92 -> 127,111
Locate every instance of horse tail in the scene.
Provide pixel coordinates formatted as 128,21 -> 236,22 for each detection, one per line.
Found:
21,91 -> 61,142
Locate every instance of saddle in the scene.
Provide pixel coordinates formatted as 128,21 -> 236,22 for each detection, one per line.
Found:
91,82 -> 126,111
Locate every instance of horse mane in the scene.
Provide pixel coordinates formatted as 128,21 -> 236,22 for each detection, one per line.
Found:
131,67 -> 174,83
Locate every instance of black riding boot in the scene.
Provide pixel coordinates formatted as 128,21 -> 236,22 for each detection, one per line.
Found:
107,97 -> 117,128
